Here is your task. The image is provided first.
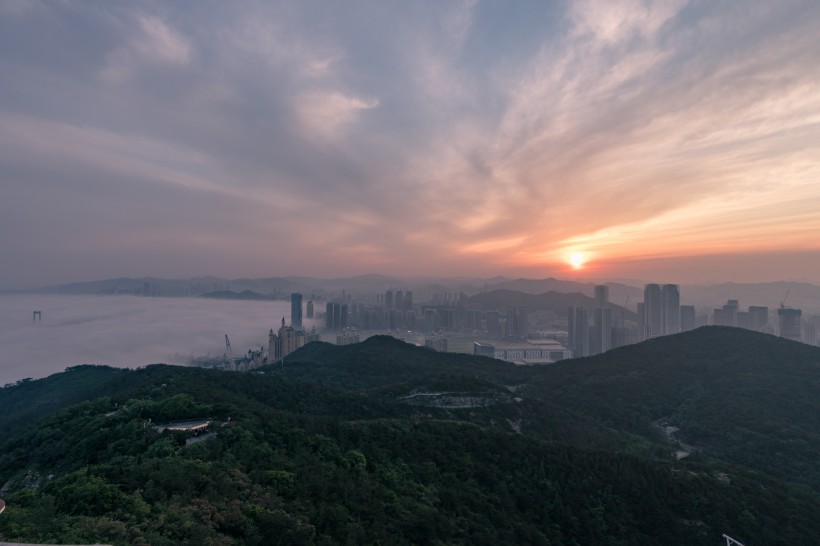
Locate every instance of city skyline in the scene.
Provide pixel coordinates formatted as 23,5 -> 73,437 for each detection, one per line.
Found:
2,1 -> 820,288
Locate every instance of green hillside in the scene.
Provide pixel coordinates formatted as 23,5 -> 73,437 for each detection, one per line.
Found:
523,327 -> 820,493
0,327 -> 818,544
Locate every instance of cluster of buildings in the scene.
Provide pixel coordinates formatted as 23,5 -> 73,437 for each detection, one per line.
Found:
266,293 -> 321,362
569,284 -> 694,358
252,286 -> 819,371
567,283 -> 818,358
711,299 -> 817,344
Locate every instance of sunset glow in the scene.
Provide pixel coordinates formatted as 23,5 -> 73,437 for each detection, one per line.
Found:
569,253 -> 586,270
1,1 -> 820,287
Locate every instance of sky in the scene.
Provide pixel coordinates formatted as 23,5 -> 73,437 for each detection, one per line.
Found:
2,0 -> 820,288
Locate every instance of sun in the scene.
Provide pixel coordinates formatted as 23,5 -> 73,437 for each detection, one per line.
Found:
569,252 -> 586,269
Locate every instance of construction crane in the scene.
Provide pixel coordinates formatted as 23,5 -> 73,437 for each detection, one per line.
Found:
225,334 -> 232,355
781,289 -> 790,309
723,534 -> 745,546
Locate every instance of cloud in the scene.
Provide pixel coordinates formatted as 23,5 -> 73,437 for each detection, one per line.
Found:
100,14 -> 191,83
1,0 -> 820,286
295,91 -> 378,140
0,295 -> 315,386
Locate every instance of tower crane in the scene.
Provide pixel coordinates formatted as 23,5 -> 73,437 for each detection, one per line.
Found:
781,289 -> 790,309
225,334 -> 232,355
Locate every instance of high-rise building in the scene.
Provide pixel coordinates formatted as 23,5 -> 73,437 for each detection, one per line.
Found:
404,291 -> 413,311
594,285 -> 609,310
306,300 -> 314,319
290,293 -> 303,329
643,284 -> 663,338
680,305 -> 696,332
269,317 -> 306,360
384,290 -> 394,309
394,290 -> 404,312
662,284 -> 680,335
714,300 -> 739,327
507,306 -> 528,338
325,302 -> 335,331
778,308 -> 802,341
592,308 -> 612,354
486,310 -> 500,337
568,305 -> 589,358
749,306 -> 769,331
802,320 -> 817,346
592,285 -> 611,354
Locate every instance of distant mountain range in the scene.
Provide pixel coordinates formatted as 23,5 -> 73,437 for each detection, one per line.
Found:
1,327 -> 819,544
467,289 -> 640,321
14,275 -> 820,315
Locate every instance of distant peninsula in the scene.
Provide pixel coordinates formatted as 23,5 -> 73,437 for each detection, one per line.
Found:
199,289 -> 279,301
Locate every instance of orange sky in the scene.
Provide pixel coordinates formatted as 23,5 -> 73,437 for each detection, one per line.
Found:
1,1 -> 819,287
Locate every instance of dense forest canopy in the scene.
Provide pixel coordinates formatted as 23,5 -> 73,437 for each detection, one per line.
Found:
0,327 -> 818,545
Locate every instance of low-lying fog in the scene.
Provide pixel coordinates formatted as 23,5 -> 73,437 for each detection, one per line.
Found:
0,294 -> 317,385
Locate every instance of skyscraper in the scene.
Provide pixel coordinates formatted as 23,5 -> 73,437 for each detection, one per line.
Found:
486,310 -> 500,337
680,305 -> 696,332
568,305 -> 589,358
594,285 -> 609,310
643,284 -> 663,338
325,302 -> 335,331
778,307 -> 802,341
592,285 -> 611,354
507,306 -> 528,338
749,306 -> 769,331
306,300 -> 314,319
714,300 -> 739,327
662,284 -> 680,335
269,317 -> 306,360
291,293 -> 303,329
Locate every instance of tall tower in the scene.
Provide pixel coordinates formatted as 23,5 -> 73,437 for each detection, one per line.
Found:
291,293 -> 303,329
662,284 -> 680,335
306,300 -> 314,319
643,284 -> 663,338
680,305 -> 696,332
594,285 -> 609,310
568,305 -> 589,358
507,306 -> 528,338
593,285 -> 611,354
778,308 -> 802,341
325,302 -> 335,331
749,306 -> 769,331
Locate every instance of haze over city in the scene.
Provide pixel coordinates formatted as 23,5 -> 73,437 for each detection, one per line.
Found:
2,0 -> 820,289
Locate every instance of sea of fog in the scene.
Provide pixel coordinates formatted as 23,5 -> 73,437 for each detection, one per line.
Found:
0,294 -> 320,386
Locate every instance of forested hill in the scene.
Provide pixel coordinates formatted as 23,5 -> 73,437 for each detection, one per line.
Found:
278,328 -> 820,493
0,328 -> 818,544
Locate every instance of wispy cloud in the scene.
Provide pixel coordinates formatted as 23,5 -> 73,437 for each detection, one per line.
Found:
1,0 -> 819,287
